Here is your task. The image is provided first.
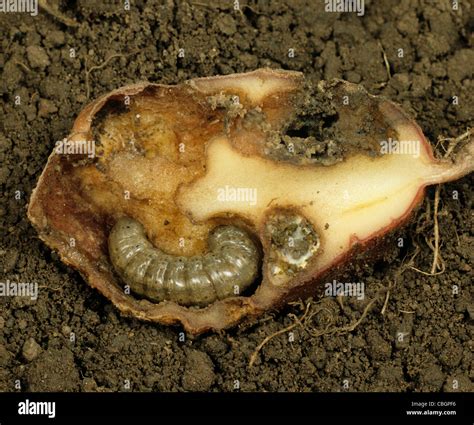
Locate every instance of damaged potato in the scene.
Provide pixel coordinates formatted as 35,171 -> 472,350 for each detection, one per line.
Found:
27,69 -> 474,334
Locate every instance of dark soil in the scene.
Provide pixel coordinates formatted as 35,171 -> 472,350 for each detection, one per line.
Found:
0,0 -> 473,392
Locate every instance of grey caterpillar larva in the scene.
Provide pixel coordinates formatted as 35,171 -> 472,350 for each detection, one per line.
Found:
108,217 -> 260,306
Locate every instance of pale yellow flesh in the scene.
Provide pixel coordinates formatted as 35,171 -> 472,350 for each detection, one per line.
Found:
178,125 -> 440,282
192,71 -> 300,104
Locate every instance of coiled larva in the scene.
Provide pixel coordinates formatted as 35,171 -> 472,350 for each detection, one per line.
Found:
108,217 -> 260,306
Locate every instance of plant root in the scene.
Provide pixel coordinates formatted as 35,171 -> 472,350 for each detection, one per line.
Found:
249,293 -> 380,367
84,51 -> 141,99
38,0 -> 79,27
248,302 -> 312,367
412,128 -> 472,276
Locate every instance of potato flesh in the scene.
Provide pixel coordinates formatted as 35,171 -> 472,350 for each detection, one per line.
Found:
178,128 -> 437,282
192,72 -> 299,104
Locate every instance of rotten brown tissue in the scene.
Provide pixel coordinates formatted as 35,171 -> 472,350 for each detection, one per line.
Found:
27,69 -> 474,334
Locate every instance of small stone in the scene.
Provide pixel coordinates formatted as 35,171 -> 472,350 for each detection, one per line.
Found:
26,46 -> 51,70
396,12 -> 419,35
389,73 -> 411,93
82,377 -> 98,391
75,94 -> 87,104
202,336 -> 228,358
24,104 -> 37,122
0,316 -> 5,329
144,373 -> 160,389
344,71 -> 361,84
217,14 -> 237,35
182,350 -> 215,391
38,99 -> 58,117
430,62 -> 446,78
107,333 -> 129,353
447,49 -> 474,82
379,364 -> 403,380
18,319 -> 28,330
1,60 -> 23,89
22,338 -> 42,362
308,346 -> 327,369
240,53 -> 258,69
439,339 -> 463,368
45,30 -> 66,47
411,74 -> 432,96
61,325 -> 72,338
419,363 -> 445,391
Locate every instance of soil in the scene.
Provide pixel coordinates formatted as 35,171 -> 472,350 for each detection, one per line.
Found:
0,0 -> 473,392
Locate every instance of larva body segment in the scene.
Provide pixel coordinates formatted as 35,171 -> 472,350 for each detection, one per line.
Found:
108,217 -> 260,307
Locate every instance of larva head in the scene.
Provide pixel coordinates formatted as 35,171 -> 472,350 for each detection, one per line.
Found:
264,211 -> 321,285
28,69 -> 473,334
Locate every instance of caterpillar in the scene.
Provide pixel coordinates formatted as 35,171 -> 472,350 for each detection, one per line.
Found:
108,217 -> 261,307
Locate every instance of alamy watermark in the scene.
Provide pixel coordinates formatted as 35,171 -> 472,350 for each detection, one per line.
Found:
325,0 -> 364,16
18,399 -> 55,419
55,138 -> 96,158
0,279 -> 38,301
0,0 -> 38,16
217,185 -> 257,206
380,138 -> 420,158
324,279 -> 365,300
